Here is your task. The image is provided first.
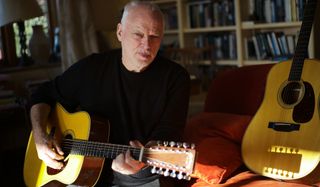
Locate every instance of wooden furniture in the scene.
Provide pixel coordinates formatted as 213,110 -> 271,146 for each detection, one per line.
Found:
152,0 -> 317,66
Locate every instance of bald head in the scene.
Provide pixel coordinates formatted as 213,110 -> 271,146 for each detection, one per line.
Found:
116,1 -> 165,72
121,1 -> 164,29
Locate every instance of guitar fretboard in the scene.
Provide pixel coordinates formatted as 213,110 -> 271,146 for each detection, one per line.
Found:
62,139 -> 142,160
289,0 -> 317,81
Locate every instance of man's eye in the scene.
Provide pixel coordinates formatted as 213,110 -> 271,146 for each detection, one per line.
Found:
150,35 -> 160,39
134,33 -> 143,38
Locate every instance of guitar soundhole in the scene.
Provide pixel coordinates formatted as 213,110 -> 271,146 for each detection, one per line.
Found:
280,81 -> 304,106
62,134 -> 73,156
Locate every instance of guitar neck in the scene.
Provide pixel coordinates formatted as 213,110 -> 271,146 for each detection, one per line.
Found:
62,139 -> 142,160
289,0 -> 317,81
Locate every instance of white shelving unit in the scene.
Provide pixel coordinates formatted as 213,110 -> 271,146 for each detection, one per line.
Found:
152,0 -> 315,66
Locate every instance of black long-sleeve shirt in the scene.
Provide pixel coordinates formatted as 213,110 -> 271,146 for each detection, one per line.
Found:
31,49 -> 190,186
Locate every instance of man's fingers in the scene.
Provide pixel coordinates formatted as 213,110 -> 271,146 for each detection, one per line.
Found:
112,153 -> 125,170
46,148 -> 64,160
45,157 -> 64,169
112,145 -> 146,175
145,140 -> 157,148
125,150 -> 145,169
129,140 -> 143,148
112,153 -> 132,174
53,141 -> 64,156
34,133 -> 64,169
39,152 -> 64,169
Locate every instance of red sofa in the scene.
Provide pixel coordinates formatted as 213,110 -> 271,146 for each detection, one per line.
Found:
180,64 -> 320,186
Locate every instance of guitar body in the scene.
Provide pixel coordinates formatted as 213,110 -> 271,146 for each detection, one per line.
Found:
24,104 -> 197,186
24,103 -> 109,187
242,59 -> 320,181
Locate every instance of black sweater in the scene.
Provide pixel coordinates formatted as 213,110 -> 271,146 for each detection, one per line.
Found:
31,49 -> 190,186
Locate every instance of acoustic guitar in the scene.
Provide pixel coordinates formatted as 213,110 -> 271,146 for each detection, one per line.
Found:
23,103 -> 196,187
242,0 -> 320,182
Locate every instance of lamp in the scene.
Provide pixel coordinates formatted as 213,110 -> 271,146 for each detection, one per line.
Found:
0,0 -> 43,66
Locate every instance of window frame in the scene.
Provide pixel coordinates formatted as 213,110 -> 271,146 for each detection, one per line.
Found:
0,25 -> 18,67
0,0 -> 57,69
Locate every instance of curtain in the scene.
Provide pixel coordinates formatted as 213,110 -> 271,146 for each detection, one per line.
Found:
55,0 -> 98,71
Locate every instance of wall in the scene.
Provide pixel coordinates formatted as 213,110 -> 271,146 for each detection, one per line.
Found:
90,0 -> 129,31
90,0 -> 130,50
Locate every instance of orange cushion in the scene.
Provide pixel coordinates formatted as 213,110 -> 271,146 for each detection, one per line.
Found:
191,137 -> 242,185
184,112 -> 252,184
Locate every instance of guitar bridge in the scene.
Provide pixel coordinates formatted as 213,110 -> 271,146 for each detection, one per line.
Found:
268,122 -> 300,132
263,151 -> 302,179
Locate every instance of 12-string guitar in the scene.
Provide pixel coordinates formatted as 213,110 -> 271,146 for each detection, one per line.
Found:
242,0 -> 320,182
23,103 -> 196,187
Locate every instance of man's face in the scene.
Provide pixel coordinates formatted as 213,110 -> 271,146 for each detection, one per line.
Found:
117,7 -> 163,72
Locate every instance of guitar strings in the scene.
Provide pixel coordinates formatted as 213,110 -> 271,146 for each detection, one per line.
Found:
62,139 -> 142,153
61,139 -> 142,158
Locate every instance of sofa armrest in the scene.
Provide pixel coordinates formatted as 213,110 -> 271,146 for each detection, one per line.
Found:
184,112 -> 252,144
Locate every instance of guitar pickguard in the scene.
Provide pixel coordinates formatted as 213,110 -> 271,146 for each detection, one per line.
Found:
293,82 -> 315,123
277,81 -> 315,126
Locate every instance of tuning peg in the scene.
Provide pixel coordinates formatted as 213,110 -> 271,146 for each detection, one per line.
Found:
183,175 -> 191,180
170,171 -> 176,178
176,142 -> 182,148
151,166 -> 157,174
191,143 -> 195,149
177,171 -> 184,180
156,140 -> 162,146
183,142 -> 189,148
157,167 -> 164,175
169,141 -> 175,147
163,169 -> 170,177
163,141 -> 169,146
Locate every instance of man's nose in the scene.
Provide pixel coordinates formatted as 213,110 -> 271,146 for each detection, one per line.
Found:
141,36 -> 151,50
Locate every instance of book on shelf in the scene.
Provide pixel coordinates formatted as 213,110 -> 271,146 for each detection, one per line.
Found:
286,35 -> 296,55
252,35 -> 261,60
248,0 -> 306,23
244,37 -> 258,60
187,0 -> 211,28
245,31 -> 299,61
284,0 -> 292,22
161,5 -> 178,30
186,0 -> 235,28
193,32 -> 237,60
270,32 -> 281,57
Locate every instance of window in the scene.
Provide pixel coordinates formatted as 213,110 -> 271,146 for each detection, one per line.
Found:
0,0 -> 57,69
13,0 -> 49,58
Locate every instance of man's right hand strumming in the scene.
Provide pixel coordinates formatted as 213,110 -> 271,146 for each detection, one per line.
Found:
30,103 -> 65,170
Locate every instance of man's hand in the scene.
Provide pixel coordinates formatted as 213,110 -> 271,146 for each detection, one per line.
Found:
111,140 -> 146,175
34,132 -> 64,170
30,103 -> 64,169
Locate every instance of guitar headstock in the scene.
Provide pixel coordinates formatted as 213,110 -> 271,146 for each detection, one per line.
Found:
144,141 -> 196,180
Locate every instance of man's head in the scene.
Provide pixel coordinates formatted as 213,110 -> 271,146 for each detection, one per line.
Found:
116,1 -> 164,72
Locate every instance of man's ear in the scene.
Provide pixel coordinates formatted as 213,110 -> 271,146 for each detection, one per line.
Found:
116,23 -> 122,42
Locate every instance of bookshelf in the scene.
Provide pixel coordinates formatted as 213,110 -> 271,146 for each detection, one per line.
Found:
152,0 -> 316,67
